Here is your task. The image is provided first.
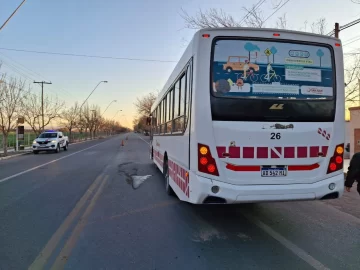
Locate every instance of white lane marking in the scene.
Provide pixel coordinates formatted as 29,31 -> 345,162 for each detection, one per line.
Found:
243,212 -> 330,270
0,139 -> 110,184
135,134 -> 150,145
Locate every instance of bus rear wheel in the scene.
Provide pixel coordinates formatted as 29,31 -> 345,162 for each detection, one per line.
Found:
163,158 -> 174,196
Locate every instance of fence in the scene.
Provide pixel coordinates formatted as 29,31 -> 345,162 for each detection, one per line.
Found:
0,133 -> 37,150
0,131 -> 112,151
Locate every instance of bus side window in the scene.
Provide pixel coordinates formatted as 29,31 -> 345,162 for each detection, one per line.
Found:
185,64 -> 192,129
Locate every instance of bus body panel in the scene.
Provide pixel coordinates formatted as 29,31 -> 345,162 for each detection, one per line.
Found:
151,28 -> 344,204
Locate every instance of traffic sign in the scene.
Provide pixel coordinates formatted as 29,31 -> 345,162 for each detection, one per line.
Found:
18,117 -> 24,124
264,48 -> 272,56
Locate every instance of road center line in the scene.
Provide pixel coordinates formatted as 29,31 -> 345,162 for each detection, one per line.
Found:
28,174 -> 104,270
0,139 -> 109,184
50,175 -> 109,270
242,212 -> 330,270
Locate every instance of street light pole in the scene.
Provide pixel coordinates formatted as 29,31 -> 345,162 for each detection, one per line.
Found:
112,109 -> 122,119
79,81 -> 108,112
102,100 -> 117,117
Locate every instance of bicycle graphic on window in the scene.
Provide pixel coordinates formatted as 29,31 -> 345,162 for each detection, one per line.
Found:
260,69 -> 281,83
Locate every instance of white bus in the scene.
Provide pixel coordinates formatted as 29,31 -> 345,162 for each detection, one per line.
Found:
149,27 -> 345,204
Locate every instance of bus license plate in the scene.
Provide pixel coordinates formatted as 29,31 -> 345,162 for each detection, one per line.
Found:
261,167 -> 287,177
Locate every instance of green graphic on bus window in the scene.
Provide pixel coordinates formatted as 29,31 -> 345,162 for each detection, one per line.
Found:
212,39 -> 334,99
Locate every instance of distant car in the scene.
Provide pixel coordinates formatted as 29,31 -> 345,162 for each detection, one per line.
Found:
144,131 -> 149,136
223,56 -> 260,73
32,131 -> 69,154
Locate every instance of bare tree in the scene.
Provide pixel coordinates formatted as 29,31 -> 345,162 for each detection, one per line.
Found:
134,92 -> 157,116
180,8 -> 242,29
311,18 -> 327,34
344,55 -> 360,104
82,104 -> 101,139
61,102 -> 79,142
242,4 -> 265,28
276,13 -> 287,29
0,75 -> 27,156
21,93 -> 64,135
181,6 -> 328,35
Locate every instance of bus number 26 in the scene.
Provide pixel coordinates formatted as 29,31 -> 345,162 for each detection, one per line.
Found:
270,133 -> 281,140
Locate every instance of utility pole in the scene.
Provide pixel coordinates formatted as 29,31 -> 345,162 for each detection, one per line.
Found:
335,22 -> 340,38
33,81 -> 52,132
328,19 -> 360,38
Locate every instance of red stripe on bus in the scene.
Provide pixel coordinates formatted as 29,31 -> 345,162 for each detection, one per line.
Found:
297,147 -> 307,158
229,146 -> 241,158
216,146 -> 328,159
226,163 -> 319,171
167,158 -> 190,198
322,146 -> 328,156
216,146 -> 226,158
257,147 -> 268,158
226,164 -> 260,171
310,146 -> 320,157
284,147 -> 295,158
288,163 -> 319,171
243,147 -> 254,158
270,148 -> 280,158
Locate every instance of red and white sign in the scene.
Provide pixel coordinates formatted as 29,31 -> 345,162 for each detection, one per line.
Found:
301,86 -> 333,96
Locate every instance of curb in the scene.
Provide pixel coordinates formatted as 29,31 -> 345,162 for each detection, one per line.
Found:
0,151 -> 32,161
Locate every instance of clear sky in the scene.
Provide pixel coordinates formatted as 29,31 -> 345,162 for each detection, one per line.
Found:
1,0 -> 359,127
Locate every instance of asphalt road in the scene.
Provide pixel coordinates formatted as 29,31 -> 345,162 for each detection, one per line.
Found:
0,134 -> 359,270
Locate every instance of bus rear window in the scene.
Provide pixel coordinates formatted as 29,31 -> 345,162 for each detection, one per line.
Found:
210,38 -> 336,122
212,39 -> 334,100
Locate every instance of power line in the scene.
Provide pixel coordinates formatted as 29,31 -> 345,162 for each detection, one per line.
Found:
328,17 -> 360,36
343,34 -> 360,44
0,51 -> 48,80
0,59 -> 70,100
239,0 -> 266,24
343,36 -> 360,47
339,18 -> 360,31
0,53 -> 76,98
263,0 -> 291,23
0,0 -> 28,32
0,47 -> 177,63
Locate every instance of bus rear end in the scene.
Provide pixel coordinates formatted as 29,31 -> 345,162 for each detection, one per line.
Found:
191,29 -> 344,204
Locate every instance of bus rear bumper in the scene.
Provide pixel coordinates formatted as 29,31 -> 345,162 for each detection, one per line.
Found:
191,173 -> 344,204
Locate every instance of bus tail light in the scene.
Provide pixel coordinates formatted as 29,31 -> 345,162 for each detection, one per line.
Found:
198,143 -> 219,176
326,143 -> 344,174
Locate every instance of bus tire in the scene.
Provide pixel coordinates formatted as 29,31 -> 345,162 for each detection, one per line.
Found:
163,158 -> 175,196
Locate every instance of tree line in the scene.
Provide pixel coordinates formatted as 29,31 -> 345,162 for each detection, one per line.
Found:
0,71 -> 127,156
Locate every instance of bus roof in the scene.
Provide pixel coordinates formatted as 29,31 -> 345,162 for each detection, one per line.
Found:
197,27 -> 339,41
